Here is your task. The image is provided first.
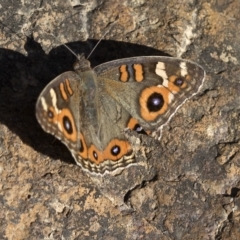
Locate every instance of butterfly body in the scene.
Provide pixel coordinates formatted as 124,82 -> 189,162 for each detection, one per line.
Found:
36,55 -> 205,175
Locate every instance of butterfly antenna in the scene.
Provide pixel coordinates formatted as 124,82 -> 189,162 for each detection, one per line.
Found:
61,41 -> 80,60
41,16 -> 118,61
45,31 -> 81,60
86,20 -> 117,60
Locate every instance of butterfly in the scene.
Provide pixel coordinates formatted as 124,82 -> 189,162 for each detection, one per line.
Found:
36,54 -> 205,175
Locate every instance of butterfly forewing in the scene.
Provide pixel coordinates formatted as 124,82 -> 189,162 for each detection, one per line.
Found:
36,71 -> 82,158
95,56 -> 205,139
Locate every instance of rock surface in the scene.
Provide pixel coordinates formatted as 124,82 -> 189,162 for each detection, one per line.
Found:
0,0 -> 240,239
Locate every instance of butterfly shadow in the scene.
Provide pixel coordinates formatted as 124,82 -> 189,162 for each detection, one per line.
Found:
0,36 -> 170,165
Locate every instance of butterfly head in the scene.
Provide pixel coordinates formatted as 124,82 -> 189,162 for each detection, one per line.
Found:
74,54 -> 91,73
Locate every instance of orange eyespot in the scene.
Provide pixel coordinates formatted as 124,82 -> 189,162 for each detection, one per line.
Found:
139,86 -> 173,121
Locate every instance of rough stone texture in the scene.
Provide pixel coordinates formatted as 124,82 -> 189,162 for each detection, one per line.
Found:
0,0 -> 240,239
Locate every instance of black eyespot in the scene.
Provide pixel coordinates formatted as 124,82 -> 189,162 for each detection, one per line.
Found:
147,92 -> 164,112
133,124 -> 146,134
63,116 -> 73,134
93,151 -> 98,160
174,77 -> 185,86
79,139 -> 84,153
47,109 -> 54,118
111,145 -> 120,156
